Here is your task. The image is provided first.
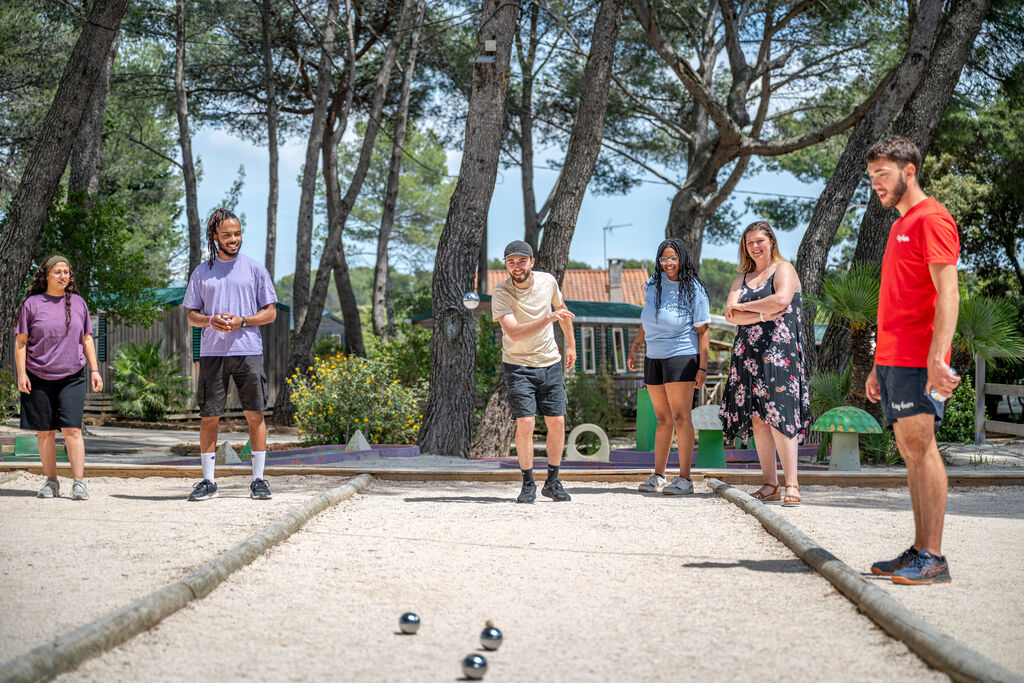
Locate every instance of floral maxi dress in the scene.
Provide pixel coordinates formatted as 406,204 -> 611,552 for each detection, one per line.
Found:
719,273 -> 811,443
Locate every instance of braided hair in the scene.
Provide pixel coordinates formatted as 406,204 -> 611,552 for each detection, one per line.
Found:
206,208 -> 239,269
648,238 -> 704,322
13,256 -> 80,331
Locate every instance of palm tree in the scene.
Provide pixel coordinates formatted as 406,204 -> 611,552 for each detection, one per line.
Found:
806,263 -> 881,417
952,296 -> 1024,375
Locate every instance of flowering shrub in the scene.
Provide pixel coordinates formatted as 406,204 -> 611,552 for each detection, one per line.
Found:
289,353 -> 426,445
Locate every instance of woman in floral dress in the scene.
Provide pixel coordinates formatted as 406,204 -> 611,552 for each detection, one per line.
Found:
720,221 -> 810,506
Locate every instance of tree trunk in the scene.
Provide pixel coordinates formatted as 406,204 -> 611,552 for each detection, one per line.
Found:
291,0 -> 338,332
69,34 -> 119,197
0,0 -> 128,365
260,0 -> 279,281
471,0 -> 627,459
175,0 -> 203,275
517,3 -> 540,253
847,324 -> 882,425
794,0 -> 943,375
478,217 -> 488,295
817,0 -> 990,372
373,0 -> 426,339
418,0 -> 520,458
816,323 -> 852,374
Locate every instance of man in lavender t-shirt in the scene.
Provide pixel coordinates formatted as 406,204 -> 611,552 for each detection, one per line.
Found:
183,209 -> 278,502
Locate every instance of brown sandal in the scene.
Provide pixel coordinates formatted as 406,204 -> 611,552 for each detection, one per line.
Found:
782,485 -> 801,507
751,484 -> 782,501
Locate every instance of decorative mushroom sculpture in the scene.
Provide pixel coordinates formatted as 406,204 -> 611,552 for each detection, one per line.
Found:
812,406 -> 883,471
691,404 -> 727,468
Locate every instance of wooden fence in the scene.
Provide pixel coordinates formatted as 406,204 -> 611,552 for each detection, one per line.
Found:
975,351 -> 1024,443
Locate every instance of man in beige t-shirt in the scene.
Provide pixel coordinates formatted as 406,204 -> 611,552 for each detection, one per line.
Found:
492,241 -> 576,503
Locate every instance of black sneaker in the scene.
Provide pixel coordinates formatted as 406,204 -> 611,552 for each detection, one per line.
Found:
541,479 -> 571,502
188,479 -> 218,501
516,481 -> 537,504
250,478 -> 272,500
871,546 -> 918,576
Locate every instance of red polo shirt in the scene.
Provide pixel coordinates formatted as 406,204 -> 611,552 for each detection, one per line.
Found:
875,197 -> 960,367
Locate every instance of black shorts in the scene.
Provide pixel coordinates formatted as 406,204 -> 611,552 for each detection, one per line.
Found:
198,355 -> 268,418
876,365 -> 944,429
644,354 -> 699,386
20,367 -> 86,431
503,362 -> 567,419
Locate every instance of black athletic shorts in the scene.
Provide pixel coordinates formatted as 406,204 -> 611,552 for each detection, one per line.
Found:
20,367 -> 86,431
503,362 -> 567,419
876,365 -> 945,429
197,355 -> 268,418
644,354 -> 699,386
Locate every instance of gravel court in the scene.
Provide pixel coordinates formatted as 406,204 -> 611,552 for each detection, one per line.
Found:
0,471 -> 351,659
61,480 -> 940,681
771,484 -> 1024,674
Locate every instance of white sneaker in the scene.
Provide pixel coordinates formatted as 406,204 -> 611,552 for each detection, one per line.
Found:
72,480 -> 89,500
638,473 -> 667,493
663,476 -> 694,495
37,478 -> 59,498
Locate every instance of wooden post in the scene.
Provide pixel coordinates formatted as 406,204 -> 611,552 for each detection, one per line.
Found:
974,351 -> 986,445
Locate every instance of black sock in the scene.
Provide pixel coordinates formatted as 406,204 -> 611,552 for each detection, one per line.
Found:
521,469 -> 534,484
546,464 -> 560,482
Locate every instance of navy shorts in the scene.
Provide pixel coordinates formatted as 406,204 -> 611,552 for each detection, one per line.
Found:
876,365 -> 945,429
20,367 -> 86,431
503,362 -> 567,419
197,355 -> 268,417
644,354 -> 699,386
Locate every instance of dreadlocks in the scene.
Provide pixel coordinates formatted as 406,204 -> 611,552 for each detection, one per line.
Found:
206,208 -> 240,269
13,255 -> 79,331
649,238 -> 704,322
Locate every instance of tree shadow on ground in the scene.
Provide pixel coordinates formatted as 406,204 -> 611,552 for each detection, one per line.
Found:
110,493 -> 191,501
803,490 -> 1024,520
680,558 -> 812,574
403,495 -> 510,504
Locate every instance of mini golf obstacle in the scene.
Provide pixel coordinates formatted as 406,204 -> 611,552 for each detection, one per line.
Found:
156,442 -> 419,467
0,436 -> 68,462
812,407 -> 883,471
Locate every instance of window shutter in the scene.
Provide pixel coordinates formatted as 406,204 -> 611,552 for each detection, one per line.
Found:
192,326 -> 201,361
97,316 -> 107,362
573,326 -> 582,373
605,326 -> 613,370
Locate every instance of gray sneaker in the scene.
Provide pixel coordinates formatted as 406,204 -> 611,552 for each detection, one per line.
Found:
72,480 -> 89,500
663,476 -> 694,495
37,478 -> 60,498
638,473 -> 667,493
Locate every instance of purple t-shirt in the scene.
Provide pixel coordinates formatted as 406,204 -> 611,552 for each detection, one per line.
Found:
15,293 -> 93,380
183,253 -> 278,357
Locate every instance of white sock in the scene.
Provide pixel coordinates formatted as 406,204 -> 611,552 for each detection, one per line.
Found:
201,452 -> 216,483
252,451 -> 266,481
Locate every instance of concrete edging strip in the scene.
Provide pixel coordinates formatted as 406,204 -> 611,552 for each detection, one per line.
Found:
706,477 -> 1022,683
0,473 -> 374,683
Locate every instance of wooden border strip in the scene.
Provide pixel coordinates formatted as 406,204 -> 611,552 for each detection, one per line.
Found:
0,473 -> 374,683
2,462 -> 1023,487
706,477 -> 1023,683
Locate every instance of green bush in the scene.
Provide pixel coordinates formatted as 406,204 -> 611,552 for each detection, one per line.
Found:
936,380 -> 980,444
808,364 -> 852,461
289,353 -> 426,445
313,334 -> 344,358
0,368 -> 18,421
375,323 -> 432,386
565,371 -> 625,436
112,340 -> 189,420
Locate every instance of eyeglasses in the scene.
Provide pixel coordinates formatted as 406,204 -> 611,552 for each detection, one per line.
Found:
658,257 -> 679,264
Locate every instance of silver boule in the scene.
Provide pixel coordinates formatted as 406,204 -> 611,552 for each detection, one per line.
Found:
461,653 -> 487,679
463,291 -> 481,310
398,612 -> 420,634
479,625 -> 502,651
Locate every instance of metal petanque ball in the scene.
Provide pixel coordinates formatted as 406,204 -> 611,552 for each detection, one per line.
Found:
479,620 -> 502,651
463,291 -> 481,310
398,612 -> 420,634
461,653 -> 487,680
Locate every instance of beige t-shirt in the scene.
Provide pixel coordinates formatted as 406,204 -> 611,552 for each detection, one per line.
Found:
491,271 -> 565,367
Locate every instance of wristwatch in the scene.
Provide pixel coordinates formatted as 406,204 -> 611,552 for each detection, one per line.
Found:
240,317 -> 248,328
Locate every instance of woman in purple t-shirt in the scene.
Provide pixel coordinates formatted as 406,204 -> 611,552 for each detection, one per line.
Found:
13,255 -> 103,500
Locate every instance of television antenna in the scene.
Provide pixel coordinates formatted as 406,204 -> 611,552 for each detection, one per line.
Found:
602,221 -> 632,267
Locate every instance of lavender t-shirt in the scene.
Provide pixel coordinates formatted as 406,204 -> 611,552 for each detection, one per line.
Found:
15,293 -> 93,380
183,254 -> 278,357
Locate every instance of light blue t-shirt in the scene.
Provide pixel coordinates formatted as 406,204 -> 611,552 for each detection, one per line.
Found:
640,273 -> 711,359
183,253 -> 278,357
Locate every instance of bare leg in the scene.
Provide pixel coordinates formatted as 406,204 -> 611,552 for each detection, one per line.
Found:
243,410 -> 267,451
62,427 -> 86,480
893,414 -> 947,555
200,416 -> 220,453
37,430 -> 57,480
750,414 -> 779,493
515,416 -> 536,471
768,425 -> 800,499
663,381 -> 697,478
544,415 -> 564,467
647,384 -> 673,476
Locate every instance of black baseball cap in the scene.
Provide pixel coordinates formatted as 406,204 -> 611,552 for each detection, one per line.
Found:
504,240 -> 533,259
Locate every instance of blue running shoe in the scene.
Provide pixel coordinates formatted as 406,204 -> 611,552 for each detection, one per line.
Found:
891,550 -> 951,585
871,546 -> 918,576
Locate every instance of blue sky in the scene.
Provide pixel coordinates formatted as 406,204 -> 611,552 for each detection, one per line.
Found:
190,127 -> 823,280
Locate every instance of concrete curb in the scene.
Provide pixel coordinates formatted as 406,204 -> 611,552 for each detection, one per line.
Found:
706,477 -> 1023,683
0,473 -> 374,683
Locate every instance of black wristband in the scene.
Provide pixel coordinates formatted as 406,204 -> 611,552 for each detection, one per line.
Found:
698,367 -> 706,371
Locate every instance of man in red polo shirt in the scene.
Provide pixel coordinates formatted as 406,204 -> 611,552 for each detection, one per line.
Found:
865,136 -> 961,585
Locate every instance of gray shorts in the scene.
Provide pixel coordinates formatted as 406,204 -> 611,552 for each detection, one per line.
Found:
503,362 -> 567,419
876,365 -> 945,429
198,355 -> 268,417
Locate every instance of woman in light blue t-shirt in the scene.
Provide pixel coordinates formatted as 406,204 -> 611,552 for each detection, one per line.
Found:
627,239 -> 710,495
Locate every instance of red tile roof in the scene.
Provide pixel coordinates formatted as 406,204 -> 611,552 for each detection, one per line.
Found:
485,268 -> 649,306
